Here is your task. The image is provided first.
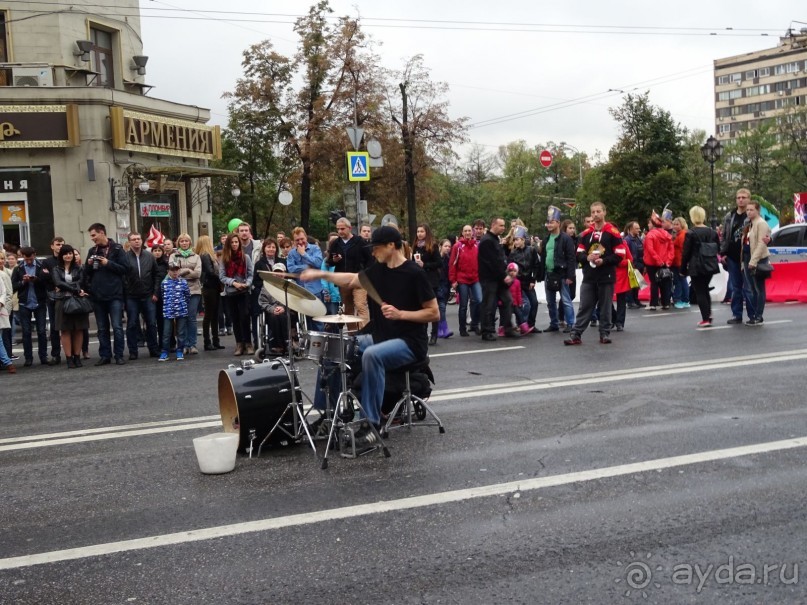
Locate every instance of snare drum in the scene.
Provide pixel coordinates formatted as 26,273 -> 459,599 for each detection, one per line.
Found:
302,331 -> 359,363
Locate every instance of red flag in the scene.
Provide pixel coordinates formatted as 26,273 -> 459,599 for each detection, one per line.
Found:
146,224 -> 164,248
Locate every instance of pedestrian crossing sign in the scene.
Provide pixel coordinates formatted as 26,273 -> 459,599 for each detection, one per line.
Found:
347,151 -> 370,182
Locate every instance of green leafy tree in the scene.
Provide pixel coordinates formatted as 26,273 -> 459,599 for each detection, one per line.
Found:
385,54 -> 468,241
226,2 -> 367,231
598,92 -> 687,226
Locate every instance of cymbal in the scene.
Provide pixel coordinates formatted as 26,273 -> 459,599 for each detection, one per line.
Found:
262,280 -> 326,317
257,270 -> 304,289
312,313 -> 365,324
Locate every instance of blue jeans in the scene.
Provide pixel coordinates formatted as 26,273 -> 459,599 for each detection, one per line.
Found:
93,298 -> 125,361
126,297 -> 159,355
182,294 -> 201,349
726,257 -> 755,319
743,263 -> 766,320
546,281 -> 575,329
522,286 -> 539,328
18,305 -> 48,363
162,316 -> 187,352
357,334 -> 416,426
672,267 -> 690,303
456,281 -> 481,332
0,328 -> 12,366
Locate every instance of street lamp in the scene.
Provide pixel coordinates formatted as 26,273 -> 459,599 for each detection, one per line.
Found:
700,135 -> 723,229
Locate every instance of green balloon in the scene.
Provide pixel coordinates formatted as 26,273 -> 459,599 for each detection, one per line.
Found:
227,218 -> 243,233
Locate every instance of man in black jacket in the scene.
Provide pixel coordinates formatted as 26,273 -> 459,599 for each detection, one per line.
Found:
124,232 -> 160,360
11,247 -> 49,367
82,223 -> 129,366
326,217 -> 372,321
564,202 -> 626,345
478,217 -> 519,341
541,206 -> 577,333
41,237 -> 64,365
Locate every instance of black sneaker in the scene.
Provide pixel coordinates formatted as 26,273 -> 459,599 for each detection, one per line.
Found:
727,317 -> 743,325
745,318 -> 761,326
481,333 -> 497,341
544,326 -> 560,332
95,358 -> 111,366
589,319 -> 598,327
459,330 -> 469,337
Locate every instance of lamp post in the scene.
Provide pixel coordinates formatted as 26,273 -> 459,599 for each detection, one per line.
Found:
700,135 -> 723,229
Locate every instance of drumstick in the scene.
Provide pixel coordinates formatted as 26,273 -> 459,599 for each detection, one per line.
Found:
357,271 -> 383,306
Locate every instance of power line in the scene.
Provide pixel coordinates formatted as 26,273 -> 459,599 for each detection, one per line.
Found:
0,1 -> 787,36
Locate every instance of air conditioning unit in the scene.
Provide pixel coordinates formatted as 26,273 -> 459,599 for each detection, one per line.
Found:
12,66 -> 54,87
735,81 -> 742,86
779,90 -> 785,96
730,116 -> 737,121
718,117 -> 724,122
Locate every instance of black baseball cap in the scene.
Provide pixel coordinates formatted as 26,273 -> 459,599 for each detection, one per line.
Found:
370,226 -> 402,246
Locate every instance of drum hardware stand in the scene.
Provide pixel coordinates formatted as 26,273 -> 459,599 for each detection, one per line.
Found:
247,429 -> 257,459
257,283 -> 318,460
320,322 -> 390,469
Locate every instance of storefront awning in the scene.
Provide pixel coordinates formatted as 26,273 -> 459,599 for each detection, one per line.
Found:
141,165 -> 241,179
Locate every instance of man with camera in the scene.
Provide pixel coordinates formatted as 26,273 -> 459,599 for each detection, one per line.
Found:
326,217 -> 371,321
82,223 -> 129,366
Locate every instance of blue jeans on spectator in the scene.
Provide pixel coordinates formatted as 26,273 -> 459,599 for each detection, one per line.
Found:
522,285 -> 539,329
0,328 -> 13,366
357,334 -> 416,426
726,257 -> 755,319
672,267 -> 690,303
546,281 -> 575,329
182,294 -> 201,349
2,326 -> 11,360
162,316 -> 187,352
456,281 -> 481,333
126,297 -> 159,356
93,298 -> 125,361
743,263 -> 766,320
18,305 -> 48,363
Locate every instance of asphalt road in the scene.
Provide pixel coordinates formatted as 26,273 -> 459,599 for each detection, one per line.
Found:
2,300 -> 807,604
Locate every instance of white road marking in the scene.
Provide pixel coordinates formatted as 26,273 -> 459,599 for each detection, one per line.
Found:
3,349 -> 807,452
0,422 -> 222,453
0,415 -> 221,445
1,435 -> 805,571
429,346 -> 525,358
696,319 -> 792,331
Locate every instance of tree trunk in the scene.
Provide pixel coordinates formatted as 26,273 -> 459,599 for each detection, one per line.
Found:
400,82 -> 417,243
301,156 -> 312,232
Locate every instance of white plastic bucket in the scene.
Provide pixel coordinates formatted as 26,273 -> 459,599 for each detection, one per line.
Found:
193,432 -> 239,474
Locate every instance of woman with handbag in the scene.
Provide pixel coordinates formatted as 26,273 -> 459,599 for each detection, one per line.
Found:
644,211 -> 674,310
742,201 -> 772,326
682,206 -> 720,327
51,244 -> 91,368
219,233 -> 254,356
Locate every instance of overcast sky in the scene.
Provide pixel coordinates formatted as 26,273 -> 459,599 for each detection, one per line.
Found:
139,1 -> 805,161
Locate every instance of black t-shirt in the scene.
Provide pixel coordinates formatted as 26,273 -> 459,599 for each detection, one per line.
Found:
363,259 -> 435,360
726,211 -> 747,262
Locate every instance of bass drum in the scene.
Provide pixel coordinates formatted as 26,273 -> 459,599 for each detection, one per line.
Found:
218,360 -> 298,451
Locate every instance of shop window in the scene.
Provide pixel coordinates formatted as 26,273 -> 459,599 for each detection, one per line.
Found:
91,27 -> 115,87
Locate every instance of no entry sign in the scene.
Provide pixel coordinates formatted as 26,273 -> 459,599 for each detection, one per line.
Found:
539,149 -> 553,168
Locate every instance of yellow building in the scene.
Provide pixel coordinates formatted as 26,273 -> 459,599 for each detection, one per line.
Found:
0,2 -> 236,253
714,29 -> 807,147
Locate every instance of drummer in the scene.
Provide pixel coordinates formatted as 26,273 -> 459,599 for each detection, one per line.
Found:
300,226 -> 438,430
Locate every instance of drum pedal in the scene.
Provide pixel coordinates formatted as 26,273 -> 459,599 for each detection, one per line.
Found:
339,420 -> 381,458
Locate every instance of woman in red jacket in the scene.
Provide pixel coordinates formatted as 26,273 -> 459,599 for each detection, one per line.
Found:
448,225 -> 481,336
643,212 -> 674,310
